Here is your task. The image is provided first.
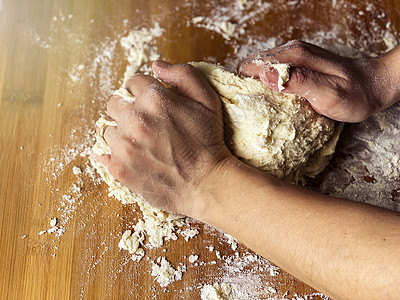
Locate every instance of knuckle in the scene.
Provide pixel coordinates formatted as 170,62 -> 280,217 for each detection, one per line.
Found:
145,84 -> 167,112
283,40 -> 310,58
109,162 -> 126,181
130,113 -> 148,138
178,64 -> 197,77
125,74 -> 149,86
292,68 -> 308,86
106,95 -> 119,113
146,83 -> 163,96
289,39 -> 305,47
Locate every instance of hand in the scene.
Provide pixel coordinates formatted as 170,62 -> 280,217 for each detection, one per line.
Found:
238,40 -> 394,122
93,61 -> 232,215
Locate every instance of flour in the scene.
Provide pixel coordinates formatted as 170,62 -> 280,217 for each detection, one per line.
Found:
40,1 -> 399,298
178,228 -> 200,242
119,23 -> 164,84
38,217 -> 65,237
201,282 -> 249,300
72,166 -> 82,175
191,1 -> 272,43
50,217 -> 58,227
188,255 -> 199,263
151,257 -> 187,287
225,234 -> 238,251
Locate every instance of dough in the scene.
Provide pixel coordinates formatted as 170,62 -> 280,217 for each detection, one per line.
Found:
189,62 -> 342,183
91,61 -> 341,261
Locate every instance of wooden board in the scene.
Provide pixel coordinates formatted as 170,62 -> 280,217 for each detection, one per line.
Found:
1,0 -> 399,299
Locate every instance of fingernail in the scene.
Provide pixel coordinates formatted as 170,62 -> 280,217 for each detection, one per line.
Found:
260,69 -> 278,91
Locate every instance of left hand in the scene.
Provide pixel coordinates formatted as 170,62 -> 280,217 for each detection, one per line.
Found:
237,40 -> 392,122
92,61 -> 232,215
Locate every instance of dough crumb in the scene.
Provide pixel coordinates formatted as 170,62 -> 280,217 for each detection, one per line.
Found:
225,233 -> 238,251
50,217 -> 58,227
72,166 -> 82,175
179,228 -> 199,241
188,254 -> 199,263
201,282 -> 248,300
151,257 -> 186,287
118,228 -> 145,259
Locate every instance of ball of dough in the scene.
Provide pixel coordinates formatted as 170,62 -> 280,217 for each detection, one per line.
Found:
190,62 -> 342,183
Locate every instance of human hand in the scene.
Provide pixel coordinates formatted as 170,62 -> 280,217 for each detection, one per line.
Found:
92,61 -> 232,215
238,40 -> 394,123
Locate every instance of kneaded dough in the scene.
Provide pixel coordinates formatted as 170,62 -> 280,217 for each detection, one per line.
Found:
91,62 -> 342,257
189,62 -> 342,183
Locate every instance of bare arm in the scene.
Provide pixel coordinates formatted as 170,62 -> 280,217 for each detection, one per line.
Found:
193,156 -> 400,300
93,54 -> 400,299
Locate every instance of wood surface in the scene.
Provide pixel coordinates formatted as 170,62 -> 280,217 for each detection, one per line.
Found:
1,0 -> 399,299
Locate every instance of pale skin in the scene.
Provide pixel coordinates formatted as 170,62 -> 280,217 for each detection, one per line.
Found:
93,41 -> 400,299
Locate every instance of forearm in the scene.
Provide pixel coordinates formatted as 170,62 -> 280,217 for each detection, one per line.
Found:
191,157 -> 400,299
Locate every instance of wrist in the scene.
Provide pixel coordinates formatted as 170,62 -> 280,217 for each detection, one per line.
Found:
183,154 -> 238,221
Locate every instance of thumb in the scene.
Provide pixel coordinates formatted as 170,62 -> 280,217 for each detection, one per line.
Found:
281,67 -> 346,118
258,65 -> 320,98
152,60 -> 220,111
260,66 -> 336,116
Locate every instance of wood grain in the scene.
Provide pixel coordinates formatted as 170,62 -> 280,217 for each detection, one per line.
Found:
1,0 -> 399,299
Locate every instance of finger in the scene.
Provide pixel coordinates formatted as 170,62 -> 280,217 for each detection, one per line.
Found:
269,41 -> 345,76
106,95 -> 135,123
125,75 -> 165,99
238,40 -> 345,78
282,66 -> 350,118
237,51 -> 278,77
259,67 -> 280,91
91,152 -> 111,167
152,60 -> 220,111
103,125 -> 126,150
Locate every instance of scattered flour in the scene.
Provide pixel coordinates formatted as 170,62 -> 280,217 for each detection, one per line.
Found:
38,217 -> 64,236
151,257 -> 187,288
39,0 -> 399,298
118,229 -> 145,262
179,228 -> 200,242
72,166 -> 82,175
189,255 -> 199,263
119,22 -> 165,84
201,282 -> 249,300
224,234 -> 238,251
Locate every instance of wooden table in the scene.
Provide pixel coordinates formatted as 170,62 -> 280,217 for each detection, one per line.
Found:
1,0 -> 399,299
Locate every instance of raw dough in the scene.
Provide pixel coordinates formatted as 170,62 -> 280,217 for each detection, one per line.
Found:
151,257 -> 186,287
91,61 -> 341,265
201,282 -> 247,300
189,62 -> 342,183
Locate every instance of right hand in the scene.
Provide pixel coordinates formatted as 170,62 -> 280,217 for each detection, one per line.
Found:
92,61 -> 232,215
238,40 -> 395,123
